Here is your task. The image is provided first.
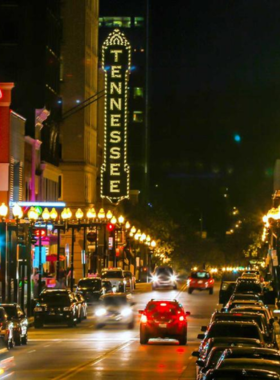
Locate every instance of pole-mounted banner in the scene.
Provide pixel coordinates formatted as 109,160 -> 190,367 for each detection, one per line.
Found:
101,29 -> 131,204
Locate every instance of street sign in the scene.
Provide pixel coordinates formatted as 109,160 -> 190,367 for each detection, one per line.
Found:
87,232 -> 97,243
108,237 -> 114,250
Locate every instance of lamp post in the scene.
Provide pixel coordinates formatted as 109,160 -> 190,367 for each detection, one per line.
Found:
0,204 -> 8,302
61,208 -> 73,290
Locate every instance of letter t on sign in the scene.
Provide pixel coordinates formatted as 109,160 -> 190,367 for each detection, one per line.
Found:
111,50 -> 123,62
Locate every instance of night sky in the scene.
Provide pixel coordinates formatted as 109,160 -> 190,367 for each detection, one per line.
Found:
149,0 -> 280,234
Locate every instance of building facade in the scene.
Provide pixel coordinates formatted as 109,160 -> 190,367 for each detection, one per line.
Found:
60,0 -> 99,209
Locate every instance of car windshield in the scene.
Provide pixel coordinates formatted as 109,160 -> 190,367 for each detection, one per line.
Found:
102,297 -> 127,306
39,293 -> 70,306
215,315 -> 263,330
231,308 -> 267,319
155,267 -> 173,276
235,283 -> 262,293
208,324 -> 259,339
219,361 -> 280,374
101,271 -> 123,279
2,306 -> 16,318
191,272 -> 210,279
232,294 -> 259,300
147,302 -> 178,313
78,279 -> 101,289
206,349 -> 225,368
221,272 -> 241,282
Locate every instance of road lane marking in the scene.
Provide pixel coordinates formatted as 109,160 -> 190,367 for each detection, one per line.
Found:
52,340 -> 134,380
27,350 -> 36,354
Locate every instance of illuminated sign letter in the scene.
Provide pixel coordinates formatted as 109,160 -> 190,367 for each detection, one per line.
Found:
112,66 -> 122,78
101,29 -> 131,204
110,131 -> 121,143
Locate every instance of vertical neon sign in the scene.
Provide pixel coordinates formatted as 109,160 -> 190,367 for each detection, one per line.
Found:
101,29 -> 131,204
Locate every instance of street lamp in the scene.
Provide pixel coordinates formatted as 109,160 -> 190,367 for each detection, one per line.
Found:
111,216 -> 117,224
98,208 -> 105,219
87,207 -> 96,220
118,215 -> 125,224
75,208 -> 84,220
42,208 -> 50,221
125,221 -> 130,230
0,203 -> 8,221
12,203 -> 23,220
106,210 -> 113,220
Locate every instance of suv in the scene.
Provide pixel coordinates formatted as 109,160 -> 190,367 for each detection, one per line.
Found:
219,271 -> 241,304
139,299 -> 190,345
101,269 -> 126,292
151,267 -> 177,289
0,303 -> 28,346
187,270 -> 214,294
34,289 -> 79,328
76,277 -> 103,304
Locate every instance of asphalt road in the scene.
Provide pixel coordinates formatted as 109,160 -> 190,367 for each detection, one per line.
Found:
9,283 -> 220,379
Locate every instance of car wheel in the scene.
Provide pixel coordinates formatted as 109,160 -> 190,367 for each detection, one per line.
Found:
178,334 -> 187,345
14,335 -> 21,346
21,335 -> 27,345
67,318 -> 76,328
209,288 -> 213,295
34,321 -> 43,329
188,288 -> 193,294
128,321 -> 135,329
140,326 -> 149,344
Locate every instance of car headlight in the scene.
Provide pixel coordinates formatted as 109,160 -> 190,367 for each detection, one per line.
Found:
170,275 -> 177,281
152,275 -> 158,282
34,307 -> 43,312
123,280 -> 127,285
112,286 -> 117,293
121,308 -> 132,317
95,308 -> 106,317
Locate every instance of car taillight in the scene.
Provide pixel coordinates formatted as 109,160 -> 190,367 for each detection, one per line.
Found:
141,314 -> 148,323
179,316 -> 185,321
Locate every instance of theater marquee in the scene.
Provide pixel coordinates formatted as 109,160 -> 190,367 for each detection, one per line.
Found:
101,29 -> 131,204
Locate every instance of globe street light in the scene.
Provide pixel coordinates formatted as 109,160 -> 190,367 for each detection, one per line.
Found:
0,203 -> 8,221
42,208 -> 50,221
12,203 -> 23,220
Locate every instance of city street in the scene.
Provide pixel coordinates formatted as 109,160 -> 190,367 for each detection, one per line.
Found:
10,283 -> 219,379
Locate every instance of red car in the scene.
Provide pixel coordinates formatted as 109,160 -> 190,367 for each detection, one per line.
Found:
139,300 -> 190,345
187,270 -> 214,294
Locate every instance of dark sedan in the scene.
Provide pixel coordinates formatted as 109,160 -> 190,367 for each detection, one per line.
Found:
34,289 -> 79,328
201,368 -> 280,380
0,303 -> 28,346
76,278 -> 103,304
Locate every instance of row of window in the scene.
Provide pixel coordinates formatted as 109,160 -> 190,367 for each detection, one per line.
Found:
99,16 -> 144,28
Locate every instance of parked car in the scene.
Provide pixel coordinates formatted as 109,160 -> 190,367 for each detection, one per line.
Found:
123,271 -> 136,291
151,266 -> 177,290
215,358 -> 280,374
192,337 -> 263,363
139,299 -> 190,345
187,270 -> 214,295
219,347 -> 280,363
196,346 -> 230,380
76,278 -> 103,304
234,279 -> 263,297
34,289 -> 79,328
95,293 -> 135,329
197,321 -> 265,354
219,271 -> 241,305
0,304 -> 28,346
0,308 -> 14,349
101,269 -> 126,292
201,368 -> 280,380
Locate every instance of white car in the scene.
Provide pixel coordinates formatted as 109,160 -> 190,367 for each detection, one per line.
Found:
101,268 -> 126,293
95,293 -> 135,329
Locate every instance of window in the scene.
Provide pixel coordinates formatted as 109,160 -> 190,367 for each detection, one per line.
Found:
133,87 -> 144,98
133,111 -> 143,123
134,17 -> 144,27
99,17 -> 131,28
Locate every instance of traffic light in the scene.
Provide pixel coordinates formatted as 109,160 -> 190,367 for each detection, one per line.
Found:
106,223 -> 115,232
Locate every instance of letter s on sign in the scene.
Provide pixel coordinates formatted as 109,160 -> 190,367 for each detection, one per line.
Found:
110,131 -> 121,143
110,147 -> 121,159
